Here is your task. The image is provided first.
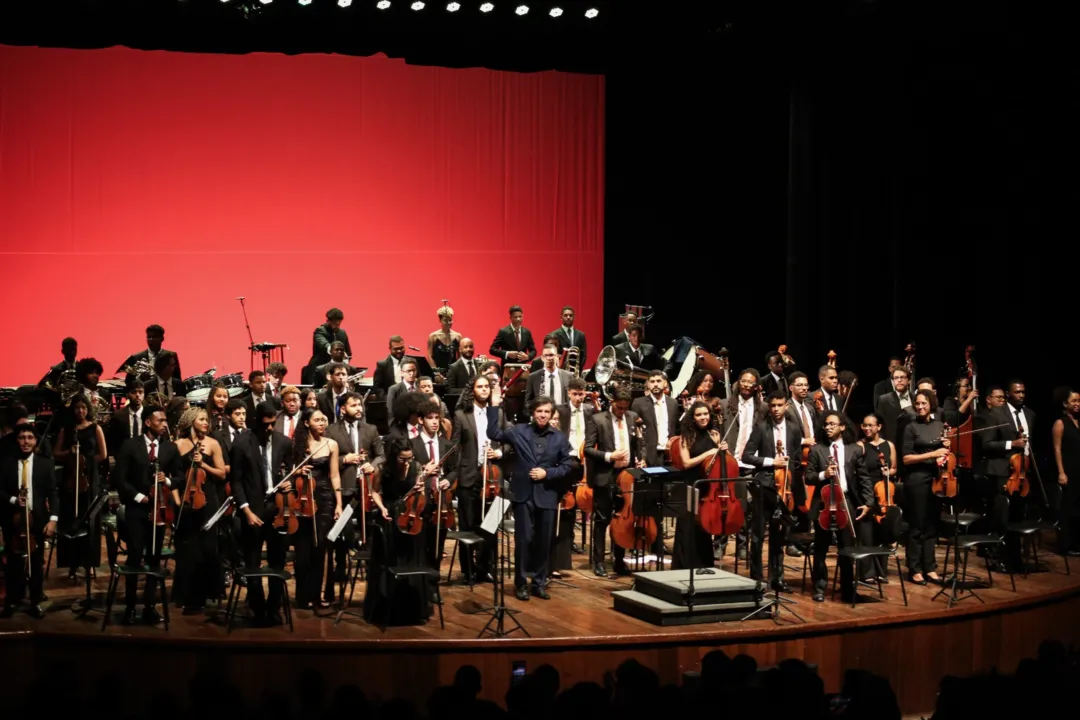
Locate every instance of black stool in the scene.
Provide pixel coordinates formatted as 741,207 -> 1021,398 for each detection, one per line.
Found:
100,524 -> 170,631
933,534 -> 1015,608
939,512 -> 981,579
223,566 -> 294,633
380,565 -> 444,632
334,546 -> 372,626
444,530 -> 485,589
786,532 -> 814,592
831,546 -> 908,607
1006,520 -> 1067,576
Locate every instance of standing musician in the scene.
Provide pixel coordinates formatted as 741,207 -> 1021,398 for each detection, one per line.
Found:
614,323 -> 662,371
488,388 -> 574,601
583,386 -> 639,578
760,351 -> 789,399
265,362 -> 289,401
411,400 -> 457,572
37,336 -> 78,394
313,343 -> 359,390
170,408 -> 226,614
451,374 -> 509,583
943,375 -> 979,428
632,370 -> 680,468
445,337 -> 480,392
274,386 -> 303,439
317,363 -> 354,422
900,389 -> 948,585
682,369 -> 724,419
980,379 -> 1036,570
814,364 -> 842,413
805,411 -> 872,602
877,367 -> 914,449
1051,387 -> 1080,556
305,308 -> 352,384
74,357 -> 111,419
373,335 -> 409,398
740,390 -> 802,592
243,370 -> 272,419
417,376 -> 452,423
526,343 -> 572,408
550,305 -> 588,368
107,379 -> 145,461
113,407 -> 181,625
144,351 -> 184,401
53,395 -> 107,578
385,359 -> 420,420
673,401 -> 728,570
427,303 -> 463,376
871,358 -> 904,412
118,324 -> 182,382
785,371 -> 819,548
530,334 -> 562,374
230,402 -> 293,625
858,412 -> 898,581
489,305 -> 537,365
0,423 -> 58,619
554,378 -> 595,572
215,400 -> 247,462
204,383 -> 231,435
324,392 -> 384,602
972,384 -> 1007,535
720,369 -> 766,558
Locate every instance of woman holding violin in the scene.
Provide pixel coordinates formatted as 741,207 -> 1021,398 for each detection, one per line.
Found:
53,395 -> 107,578
363,436 -> 436,625
672,401 -> 729,570
1051,386 -> 1080,555
901,389 -> 949,584
170,408 -> 226,613
858,412 -> 899,581
290,408 -> 343,610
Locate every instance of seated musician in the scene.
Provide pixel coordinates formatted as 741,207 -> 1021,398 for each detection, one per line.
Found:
760,350 -> 789,398
305,308 -> 351,384
411,400 -> 457,571
549,305 -> 587,368
385,359 -> 420,421
942,375 -> 979,429
0,423 -> 58,619
610,311 -> 638,347
451,374 -> 509,583
74,357 -> 111,417
113,407 -> 181,625
373,335 -> 409,399
526,343 -> 571,407
427,303 -> 463,376
143,351 -> 184,401
445,337 -> 480,392
37,336 -> 77,395
614,323 -> 662,371
673,401 -> 728,570
313,342 -> 359,390
417,376 -> 451,421
324,392 -> 384,603
118,324 -> 182,383
489,305 -> 536,366
806,411 -> 872,602
265,361 -> 289,401
230,402 -> 293,624
488,388 -> 574,600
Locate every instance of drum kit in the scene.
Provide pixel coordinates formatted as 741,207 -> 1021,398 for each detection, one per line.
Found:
183,371 -> 245,406
666,343 -> 729,398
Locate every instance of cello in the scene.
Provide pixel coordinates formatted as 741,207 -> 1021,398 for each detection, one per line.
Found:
697,432 -> 744,536
950,346 -> 977,469
610,419 -> 657,553
818,445 -> 850,531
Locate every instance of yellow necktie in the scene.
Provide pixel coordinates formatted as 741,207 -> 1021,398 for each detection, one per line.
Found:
21,459 -> 29,507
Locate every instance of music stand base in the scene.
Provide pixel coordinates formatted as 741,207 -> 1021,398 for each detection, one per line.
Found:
741,591 -> 806,624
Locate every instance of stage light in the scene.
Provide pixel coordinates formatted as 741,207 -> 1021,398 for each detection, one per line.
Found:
549,6 -> 562,17
480,2 -> 494,10
298,0 -> 312,5
411,1 -> 425,8
377,0 -> 390,7
585,8 -> 597,18
516,4 -> 528,15
447,1 -> 460,10
338,0 -> 352,6
258,0 -> 272,4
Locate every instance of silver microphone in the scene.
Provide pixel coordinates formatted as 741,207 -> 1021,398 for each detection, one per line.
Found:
408,345 -> 422,352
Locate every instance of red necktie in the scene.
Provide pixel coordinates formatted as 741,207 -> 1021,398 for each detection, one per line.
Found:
285,416 -> 294,438
428,440 -> 435,464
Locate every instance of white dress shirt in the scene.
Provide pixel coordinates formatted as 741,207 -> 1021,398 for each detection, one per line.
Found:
763,420 -> 788,467
654,396 -> 670,449
392,356 -> 403,384
606,414 -> 630,463
1005,405 -> 1031,456
819,440 -> 848,491
10,454 -> 60,523
898,391 -> 912,410
474,403 -> 489,466
129,406 -> 143,438
568,404 -> 587,454
420,430 -> 440,464
544,370 -> 563,405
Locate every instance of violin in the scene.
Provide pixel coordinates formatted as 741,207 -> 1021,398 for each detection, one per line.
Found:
697,432 -> 744,536
434,466 -> 457,531
273,461 -> 301,535
394,444 -> 459,536
774,438 -> 794,512
356,448 -> 378,513
932,424 -> 959,498
481,441 -> 503,502
610,418 -> 657,551
872,446 -> 897,524
181,441 -> 208,511
818,444 -> 850,531
64,431 -> 91,499
1006,431 -> 1031,497
812,389 -> 826,414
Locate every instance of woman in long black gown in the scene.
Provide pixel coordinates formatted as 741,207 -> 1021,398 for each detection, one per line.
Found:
901,390 -> 948,585
53,396 -> 107,577
671,401 -> 729,570
1052,387 -> 1080,554
364,436 -> 434,625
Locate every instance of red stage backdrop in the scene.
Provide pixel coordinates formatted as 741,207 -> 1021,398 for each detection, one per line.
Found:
0,46 -> 604,386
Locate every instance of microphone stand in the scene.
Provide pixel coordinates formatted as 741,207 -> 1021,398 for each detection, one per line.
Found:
237,297 -> 256,375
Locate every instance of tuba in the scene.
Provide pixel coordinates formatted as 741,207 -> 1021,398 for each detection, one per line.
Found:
593,346 -> 650,399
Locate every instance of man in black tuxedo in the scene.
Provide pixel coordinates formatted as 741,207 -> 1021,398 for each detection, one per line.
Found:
230,401 -> 294,625
214,400 -> 247,461
324,392 -> 384,599
412,400 -> 460,571
549,305 -> 587,369
871,358 -> 904,412
0,423 -> 59,618
972,385 -> 1007,528
113,407 -> 181,625
555,377 -> 595,566
313,342 -> 360,390
446,338 -> 480,391
759,351 -> 789,399
488,390 -> 574,600
305,308 -> 352,384
614,324 -> 662,372
243,370 -> 273,421
106,379 -> 145,461
274,386 -> 302,440
451,375 -> 510,582
385,358 -> 420,420
584,386 -> 640,577
980,380 -> 1036,568
526,343 -> 572,408
489,305 -> 536,365
372,335 -> 408,398
118,324 -> 181,383
317,363 -> 353,422
740,390 -> 803,591
143,351 -> 185,401
805,410 -> 872,602
610,311 -> 638,347
877,367 -> 914,449
631,370 -> 679,468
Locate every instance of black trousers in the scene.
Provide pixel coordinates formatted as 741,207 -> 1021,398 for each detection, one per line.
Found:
513,498 -> 554,588
903,478 -> 939,574
590,485 -> 626,567
323,491 -> 357,602
551,506 -> 576,571
124,514 -> 165,608
2,522 -> 46,605
241,519 -> 288,615
457,484 -> 495,577
748,484 -> 786,585
814,521 -> 855,595
172,509 -> 219,609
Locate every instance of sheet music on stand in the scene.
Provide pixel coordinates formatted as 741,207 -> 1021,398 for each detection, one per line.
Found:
202,497 -> 235,532
328,503 -> 354,543
480,496 -> 512,535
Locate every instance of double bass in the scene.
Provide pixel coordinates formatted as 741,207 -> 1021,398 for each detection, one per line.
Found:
948,345 -> 977,469
610,419 -> 657,552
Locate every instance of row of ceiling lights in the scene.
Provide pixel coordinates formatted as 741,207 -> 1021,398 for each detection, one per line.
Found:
225,0 -> 600,17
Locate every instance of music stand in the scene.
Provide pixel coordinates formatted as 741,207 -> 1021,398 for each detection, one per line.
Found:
476,495 -> 528,638
625,466 -> 688,572
739,480 -> 805,624
70,489 -> 111,618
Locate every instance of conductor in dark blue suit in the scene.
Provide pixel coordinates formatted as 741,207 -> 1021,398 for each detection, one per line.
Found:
488,389 -> 574,601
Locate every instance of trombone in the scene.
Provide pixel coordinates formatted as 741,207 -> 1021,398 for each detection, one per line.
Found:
561,346 -> 582,378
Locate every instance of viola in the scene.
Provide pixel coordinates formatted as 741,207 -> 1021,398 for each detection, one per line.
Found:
357,448 -> 378,513
932,424 -> 959,498
1005,432 -> 1031,497
812,390 -> 826,414
481,441 -> 503,502
774,438 -> 795,512
395,444 -> 459,536
872,446 -> 898,524
273,461 -> 301,535
818,444 -> 850,531
610,419 -> 657,551
574,441 -> 594,514
181,442 -> 208,511
697,435 -> 743,537
797,443 -> 812,514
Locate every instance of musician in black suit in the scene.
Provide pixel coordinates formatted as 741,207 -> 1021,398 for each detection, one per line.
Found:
871,358 -> 904,412
317,363 -> 354,422
549,306 -> 587,368
613,324 -> 662,371
372,336 -> 408,399
143,351 -> 185,401
980,380 -> 1036,568
740,390 -> 803,591
274,386 -> 303,439
74,357 -> 112,418
525,343 -> 573,408
306,308 -> 352,380
37,336 -> 77,395
324,392 -> 385,600
488,390 -> 574,600
805,411 -> 873,602
610,311 -> 638,347
0,423 -> 59,618
385,358 -> 420,420
451,375 -> 510,582
584,386 -> 640,577
230,401 -> 294,625
631,370 -> 680,468
760,351 -> 789,399
411,400 -> 460,571
489,305 -> 536,364
721,369 -> 768,558
313,341 -> 360,390
243,370 -> 273,420
445,338 -> 481,392
877,367 -> 914,449
118,324 -> 182,382
113,407 -> 182,625
554,378 -> 595,569
106,380 -> 145,461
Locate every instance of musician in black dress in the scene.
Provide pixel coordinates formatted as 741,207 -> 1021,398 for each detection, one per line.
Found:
901,389 -> 948,585
53,395 -> 107,577
672,401 -> 728,570
942,376 -> 979,428
170,408 -> 227,614
858,412 -> 899,581
428,303 -> 463,374
364,436 -> 435,625
290,408 -> 343,610
806,411 -> 872,602
1052,387 -> 1080,555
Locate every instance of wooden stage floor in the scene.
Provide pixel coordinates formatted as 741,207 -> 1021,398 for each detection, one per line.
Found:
3,531 -> 1080,716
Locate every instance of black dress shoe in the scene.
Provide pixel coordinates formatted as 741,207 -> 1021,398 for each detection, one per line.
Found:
142,608 -> 164,625
593,564 -> 608,577
613,562 -> 631,576
475,572 -> 495,583
514,586 -> 530,601
27,604 -> 45,620
785,545 -> 804,557
0,605 -> 16,619
37,592 -> 49,602
770,580 -> 793,593
122,607 -> 139,625
812,591 -> 825,602
266,612 -> 284,627
530,585 -> 551,600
